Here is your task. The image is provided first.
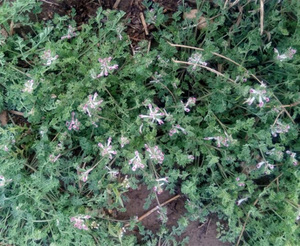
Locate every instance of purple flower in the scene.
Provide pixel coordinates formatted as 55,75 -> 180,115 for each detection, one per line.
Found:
41,50 -> 58,66
256,161 -> 275,174
129,151 -> 144,171
79,168 -> 93,182
188,52 -> 207,70
98,137 -> 117,159
70,215 -> 91,230
286,150 -> 298,166
66,112 -> 80,131
82,93 -> 103,117
274,47 -> 296,61
139,104 -> 165,125
169,124 -> 187,136
181,97 -> 197,112
145,144 -> 164,164
204,135 -> 230,147
271,121 -> 290,137
120,136 -> 129,148
245,85 -> 270,107
97,57 -> 118,77
23,80 -> 34,93
61,25 -> 77,40
236,177 -> 245,187
153,177 -> 168,195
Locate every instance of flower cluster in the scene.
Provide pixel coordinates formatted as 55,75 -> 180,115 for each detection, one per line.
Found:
188,52 -> 207,69
270,121 -> 290,137
286,150 -> 298,166
181,97 -> 196,112
98,137 -> 117,159
23,79 -> 34,93
129,151 -> 144,171
139,104 -> 165,125
70,215 -> 91,230
0,175 -> 11,187
66,112 -> 80,131
105,166 -> 119,179
41,50 -> 58,66
79,168 -> 93,182
245,85 -> 270,107
204,135 -> 230,147
97,57 -> 118,78
256,161 -> 274,174
153,177 -> 168,195
274,47 -> 296,61
266,148 -> 283,161
82,93 -> 103,118
120,136 -> 129,148
150,72 -> 163,83
61,25 -> 77,40
169,124 -> 187,136
145,144 -> 164,164
236,177 -> 245,187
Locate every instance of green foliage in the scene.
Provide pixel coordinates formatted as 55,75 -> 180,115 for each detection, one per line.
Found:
0,0 -> 299,245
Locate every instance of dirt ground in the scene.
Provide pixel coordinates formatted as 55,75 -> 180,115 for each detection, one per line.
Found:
116,184 -> 230,245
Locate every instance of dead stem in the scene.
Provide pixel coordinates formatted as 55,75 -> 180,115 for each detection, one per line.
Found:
168,42 -> 263,85
124,194 -> 181,227
172,58 -> 236,83
140,12 -> 149,35
260,0 -> 264,35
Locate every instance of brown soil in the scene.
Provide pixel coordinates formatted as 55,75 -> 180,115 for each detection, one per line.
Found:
116,184 -> 230,245
38,0 -> 180,43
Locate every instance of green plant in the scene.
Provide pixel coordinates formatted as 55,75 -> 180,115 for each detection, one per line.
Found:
0,0 -> 299,245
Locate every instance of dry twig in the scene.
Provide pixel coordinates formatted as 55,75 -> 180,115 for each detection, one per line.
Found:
139,12 -> 149,35
124,194 -> 181,227
260,0 -> 264,35
172,58 -> 236,83
113,0 -> 122,9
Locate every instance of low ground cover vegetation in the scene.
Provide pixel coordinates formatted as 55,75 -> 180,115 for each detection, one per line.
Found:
0,0 -> 299,245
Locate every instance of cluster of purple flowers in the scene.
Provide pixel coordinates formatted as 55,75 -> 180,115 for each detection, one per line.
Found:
145,144 -> 164,164
274,47 -> 296,61
41,50 -> 58,66
23,80 -> 34,93
256,161 -> 274,174
153,177 -> 168,195
245,85 -> 270,107
181,97 -> 197,112
236,177 -> 245,187
97,57 -> 118,78
82,92 -> 103,118
66,112 -> 80,131
129,151 -> 144,171
271,121 -> 290,137
98,137 -> 117,159
120,137 -> 130,148
204,135 -> 230,147
286,150 -> 298,166
169,124 -> 187,136
139,104 -> 165,125
188,52 -> 207,70
61,25 -> 77,40
70,215 -> 91,230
